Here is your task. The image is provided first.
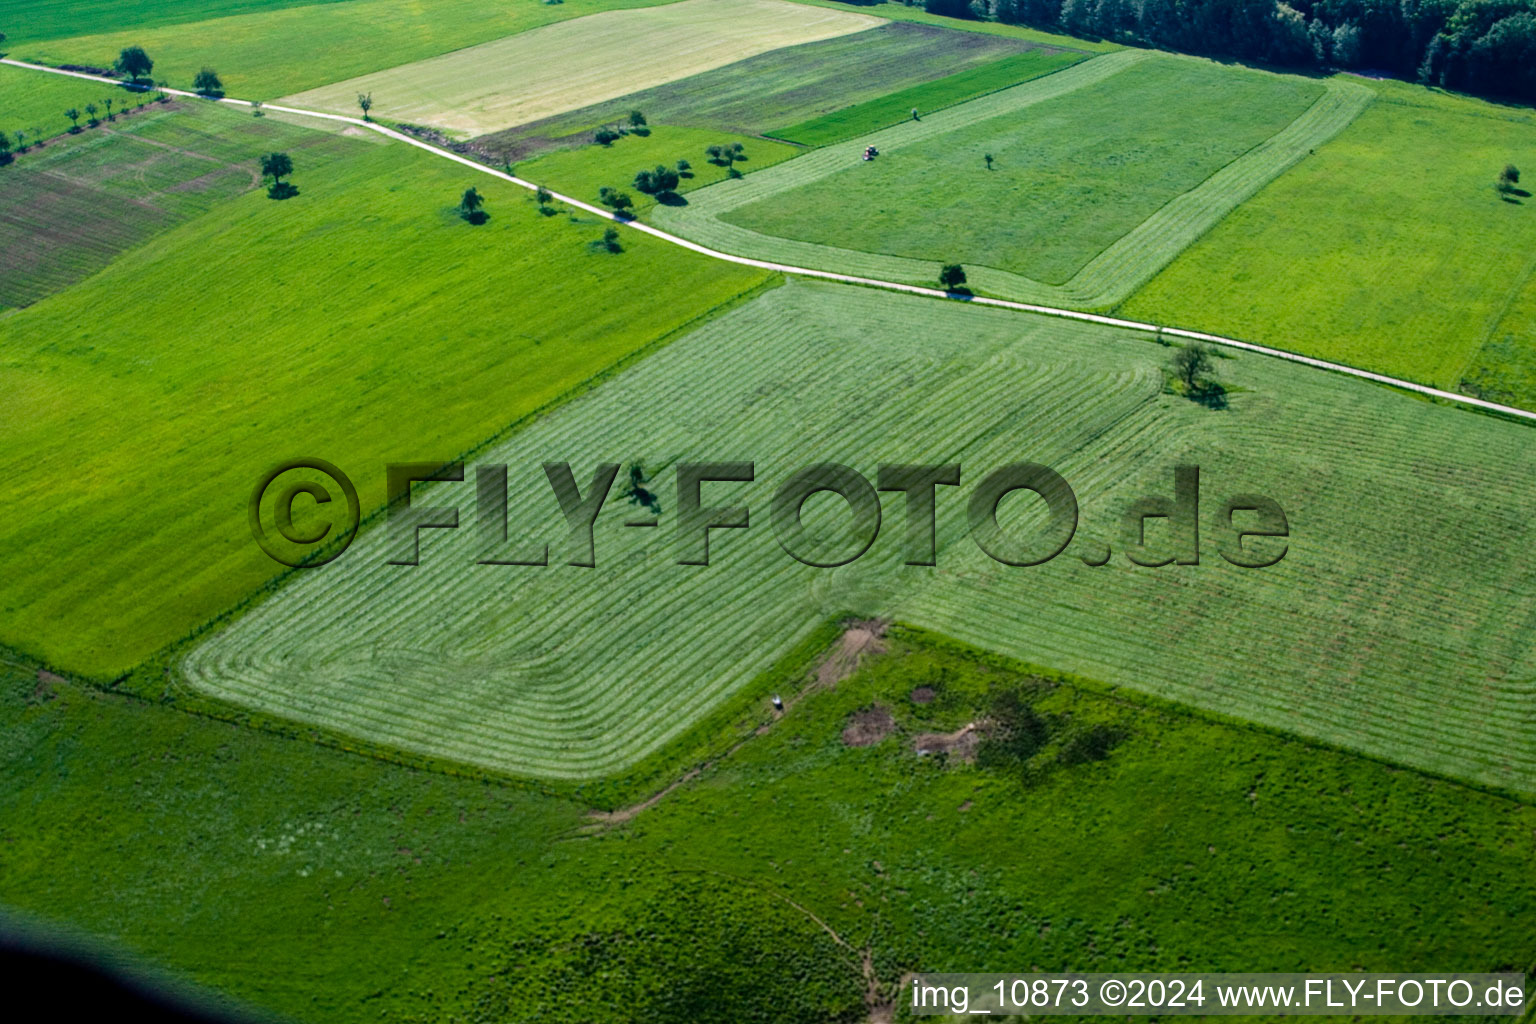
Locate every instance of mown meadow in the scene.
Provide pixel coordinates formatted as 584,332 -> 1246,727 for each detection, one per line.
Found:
180,280 -> 1536,797
727,54 -> 1323,284
1122,78 -> 1536,408
0,100 -> 771,677
767,47 -> 1082,146
5,631 -> 1533,1022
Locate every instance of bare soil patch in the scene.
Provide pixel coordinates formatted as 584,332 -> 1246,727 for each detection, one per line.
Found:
909,686 -> 935,704
913,722 -> 982,762
817,618 -> 887,688
841,705 -> 895,747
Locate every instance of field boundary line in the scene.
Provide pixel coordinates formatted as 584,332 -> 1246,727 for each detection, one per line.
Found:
5,57 -> 1534,424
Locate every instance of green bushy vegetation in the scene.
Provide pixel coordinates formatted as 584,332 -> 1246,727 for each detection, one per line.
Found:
20,0 -> 685,100
1122,79 -> 1536,402
183,280 -> 1536,793
4,630 -> 1532,1022
728,55 -> 1322,284
769,47 -> 1082,146
0,101 -> 771,677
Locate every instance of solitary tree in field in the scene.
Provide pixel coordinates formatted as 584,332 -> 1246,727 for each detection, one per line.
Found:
535,185 -> 553,212
984,152 -> 994,170
260,151 -> 293,185
260,151 -> 297,198
939,263 -> 966,291
193,67 -> 223,96
599,226 -> 622,252
65,108 -> 80,131
357,92 -> 373,121
1498,164 -> 1521,192
1171,343 -> 1214,391
103,97 -> 114,120
633,163 -> 679,196
85,102 -> 100,126
594,127 -> 620,146
676,157 -> 690,175
628,109 -> 646,129
598,186 -> 633,215
115,45 -> 154,82
13,129 -> 26,153
459,187 -> 486,223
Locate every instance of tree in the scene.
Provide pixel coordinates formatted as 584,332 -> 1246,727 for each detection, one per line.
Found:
260,151 -> 297,198
357,92 -> 373,121
1499,163 -> 1521,190
676,157 -> 691,174
633,163 -> 679,195
103,97 -> 114,120
984,152 -> 994,170
115,45 -> 154,82
65,108 -> 80,131
260,151 -> 293,184
1171,342 -> 1214,390
84,103 -> 99,126
599,226 -> 622,252
193,67 -> 223,96
459,186 -> 486,222
628,109 -> 647,128
593,127 -> 620,146
0,132 -> 11,165
939,263 -> 967,290
598,186 -> 633,214
705,143 -> 724,165
535,185 -> 553,210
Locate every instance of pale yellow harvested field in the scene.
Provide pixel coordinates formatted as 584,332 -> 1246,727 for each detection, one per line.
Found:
281,0 -> 881,138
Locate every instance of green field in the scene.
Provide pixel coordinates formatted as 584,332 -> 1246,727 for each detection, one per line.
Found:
768,47 -> 1083,146
472,20 -> 1050,161
6,633 -> 1533,1021
0,101 -> 359,306
1122,80 -> 1536,408
785,0 -> 1123,53
19,0 -> 685,100
515,125 -> 799,214
728,54 -> 1322,284
177,279 -> 1536,795
0,100 -> 771,678
656,53 -> 1370,306
281,0 -> 879,138
0,62 -> 145,140
0,0 -> 339,45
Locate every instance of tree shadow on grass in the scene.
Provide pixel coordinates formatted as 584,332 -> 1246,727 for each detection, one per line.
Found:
266,182 -> 299,200
461,209 -> 489,225
656,191 -> 688,207
1188,381 -> 1229,410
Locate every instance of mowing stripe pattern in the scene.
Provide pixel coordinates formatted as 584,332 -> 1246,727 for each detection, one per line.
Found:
653,52 -> 1372,309
182,282 -> 1536,793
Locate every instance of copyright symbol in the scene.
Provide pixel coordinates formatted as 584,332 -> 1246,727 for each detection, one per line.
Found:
1100,980 -> 1126,1007
248,458 -> 360,568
